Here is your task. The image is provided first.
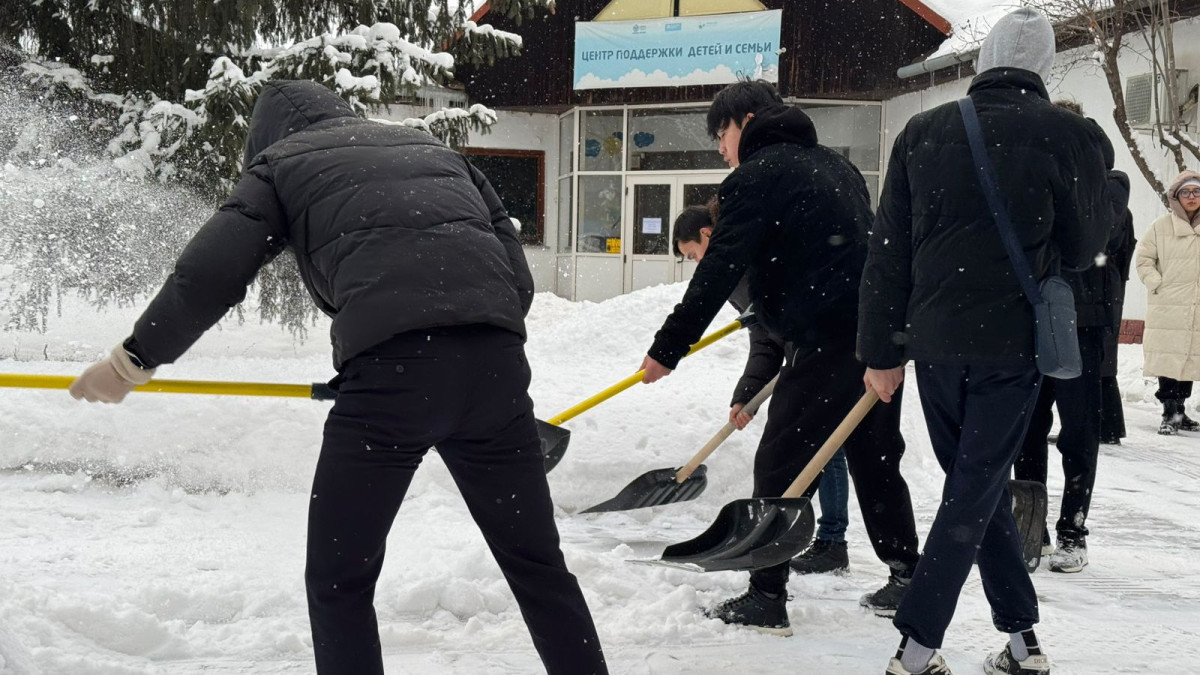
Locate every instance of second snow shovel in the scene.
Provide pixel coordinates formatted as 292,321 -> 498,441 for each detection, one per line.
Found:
635,388 -> 880,573
579,374 -> 779,514
538,314 -> 754,473
1010,479 -> 1049,572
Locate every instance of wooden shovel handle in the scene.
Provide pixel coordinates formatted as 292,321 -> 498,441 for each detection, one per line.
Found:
781,388 -> 880,499
675,374 -> 780,483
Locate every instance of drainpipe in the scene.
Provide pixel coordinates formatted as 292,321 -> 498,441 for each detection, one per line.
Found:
896,48 -> 979,79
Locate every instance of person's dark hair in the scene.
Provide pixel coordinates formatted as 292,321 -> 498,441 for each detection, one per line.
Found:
1054,99 -> 1084,116
706,80 -> 784,139
672,197 -> 721,256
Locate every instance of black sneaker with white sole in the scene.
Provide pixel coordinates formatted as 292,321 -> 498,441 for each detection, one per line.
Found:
789,539 -> 849,575
703,585 -> 792,636
861,569 -> 911,617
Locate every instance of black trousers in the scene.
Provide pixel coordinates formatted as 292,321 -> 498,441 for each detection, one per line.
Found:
1156,376 -> 1194,402
1099,376 -> 1126,442
894,363 -> 1040,649
1015,327 -> 1103,541
749,342 -> 919,595
305,326 -> 607,675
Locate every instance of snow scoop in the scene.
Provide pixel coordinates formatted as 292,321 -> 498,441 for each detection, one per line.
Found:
1009,479 -> 1049,572
0,374 -> 579,470
633,388 -> 879,573
579,373 -> 779,514
537,314 -> 754,473
0,374 -> 340,400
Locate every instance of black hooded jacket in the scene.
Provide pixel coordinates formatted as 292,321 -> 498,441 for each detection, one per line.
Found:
126,81 -> 534,370
857,69 -> 1112,369
648,105 -> 874,369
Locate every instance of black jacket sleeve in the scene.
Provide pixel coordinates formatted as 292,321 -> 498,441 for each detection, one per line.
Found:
731,323 -> 785,406
465,157 -> 535,316
1054,123 -> 1113,272
648,167 -> 774,369
129,163 -> 289,367
857,128 -> 913,370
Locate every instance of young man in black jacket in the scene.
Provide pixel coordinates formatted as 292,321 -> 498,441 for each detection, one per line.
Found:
642,80 -> 920,636
858,9 -> 1111,675
674,203 -> 853,576
68,80 -> 607,675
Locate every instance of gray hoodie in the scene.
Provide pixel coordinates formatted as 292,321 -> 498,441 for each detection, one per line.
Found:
976,8 -> 1056,83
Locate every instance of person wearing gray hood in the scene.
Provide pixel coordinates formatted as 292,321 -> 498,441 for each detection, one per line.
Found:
858,8 -> 1110,675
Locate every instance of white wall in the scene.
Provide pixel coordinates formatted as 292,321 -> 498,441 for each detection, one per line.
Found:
882,16 -> 1200,321
375,105 -> 562,295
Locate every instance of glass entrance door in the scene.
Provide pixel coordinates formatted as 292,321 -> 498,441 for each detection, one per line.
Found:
623,174 -> 726,292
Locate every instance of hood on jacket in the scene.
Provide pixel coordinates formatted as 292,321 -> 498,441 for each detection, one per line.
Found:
976,7 -> 1056,83
1108,169 -> 1131,223
738,105 -> 818,164
1167,169 -> 1200,225
242,80 -> 358,169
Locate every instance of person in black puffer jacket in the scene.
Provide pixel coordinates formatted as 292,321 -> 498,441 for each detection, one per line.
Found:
641,80 -> 919,637
68,80 -> 607,675
858,9 -> 1110,675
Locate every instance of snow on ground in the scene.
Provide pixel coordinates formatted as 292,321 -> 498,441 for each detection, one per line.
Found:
0,285 -> 1197,673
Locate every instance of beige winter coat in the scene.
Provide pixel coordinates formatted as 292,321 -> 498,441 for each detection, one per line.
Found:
1136,170 -> 1200,380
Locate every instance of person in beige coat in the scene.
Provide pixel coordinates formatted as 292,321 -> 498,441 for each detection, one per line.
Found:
1136,169 -> 1200,435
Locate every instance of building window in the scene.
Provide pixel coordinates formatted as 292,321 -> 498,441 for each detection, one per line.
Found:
798,103 -> 881,172
628,107 -> 726,171
580,110 -> 625,172
464,149 -> 546,246
577,175 -> 622,253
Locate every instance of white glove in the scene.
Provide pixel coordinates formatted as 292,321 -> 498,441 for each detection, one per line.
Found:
69,345 -> 156,403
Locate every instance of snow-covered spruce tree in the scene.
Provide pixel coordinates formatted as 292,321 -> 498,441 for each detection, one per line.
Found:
0,1 -> 547,337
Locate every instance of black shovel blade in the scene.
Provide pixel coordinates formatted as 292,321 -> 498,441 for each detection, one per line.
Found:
1010,479 -> 1049,572
643,497 -> 815,573
537,420 -> 570,473
580,465 -> 708,514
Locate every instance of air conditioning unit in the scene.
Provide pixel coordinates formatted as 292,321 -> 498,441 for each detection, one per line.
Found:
1125,69 -> 1195,131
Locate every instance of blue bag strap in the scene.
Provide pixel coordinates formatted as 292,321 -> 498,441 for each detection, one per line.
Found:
957,97 -> 1044,306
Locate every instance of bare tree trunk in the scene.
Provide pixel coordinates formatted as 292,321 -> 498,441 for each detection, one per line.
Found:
1100,31 -> 1169,198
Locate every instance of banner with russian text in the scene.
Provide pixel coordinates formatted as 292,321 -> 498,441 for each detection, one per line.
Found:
573,10 -> 782,90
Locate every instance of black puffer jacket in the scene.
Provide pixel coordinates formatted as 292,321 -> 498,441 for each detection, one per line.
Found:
857,69 -> 1112,369
127,81 -> 533,370
648,105 -> 873,368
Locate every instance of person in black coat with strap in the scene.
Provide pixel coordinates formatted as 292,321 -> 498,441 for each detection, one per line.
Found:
642,80 -> 920,636
858,9 -> 1111,675
68,80 -> 607,675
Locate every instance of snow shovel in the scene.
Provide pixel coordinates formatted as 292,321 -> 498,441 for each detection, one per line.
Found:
579,373 -> 779,514
0,373 -> 340,400
537,314 -> 754,473
1010,479 -> 1049,572
634,388 -> 880,573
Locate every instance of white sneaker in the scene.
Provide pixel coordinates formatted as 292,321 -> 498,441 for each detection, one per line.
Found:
886,652 -> 953,674
984,644 -> 1051,674
1048,539 -> 1088,574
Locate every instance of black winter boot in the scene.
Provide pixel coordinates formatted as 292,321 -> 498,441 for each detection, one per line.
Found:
1176,400 -> 1200,432
703,584 -> 792,636
860,568 -> 911,617
1160,400 -> 1180,436
789,539 -> 849,575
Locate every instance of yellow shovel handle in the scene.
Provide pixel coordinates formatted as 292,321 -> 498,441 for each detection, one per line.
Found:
0,374 -> 319,399
545,318 -> 747,427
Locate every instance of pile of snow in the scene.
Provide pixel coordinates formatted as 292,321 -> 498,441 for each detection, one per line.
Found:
0,283 -> 1195,673
921,1 -> 1023,60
